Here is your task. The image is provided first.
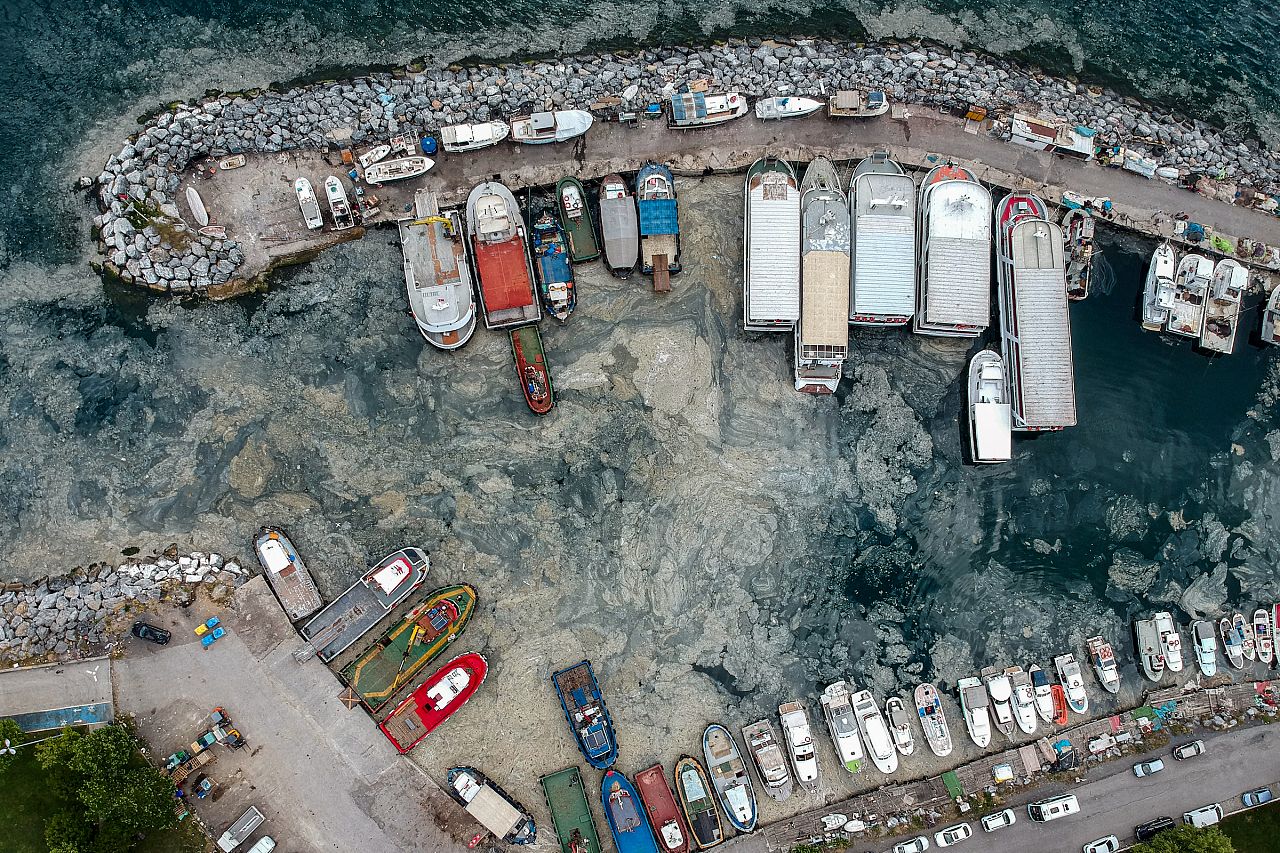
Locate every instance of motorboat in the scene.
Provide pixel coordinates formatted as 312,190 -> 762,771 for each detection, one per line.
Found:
1219,617 -> 1244,669
741,720 -> 793,802
754,96 -> 823,120
957,676 -> 991,748
1238,612 -> 1257,661
364,156 -> 434,185
325,176 -> 355,230
440,121 -> 510,152
779,701 -> 820,788
186,186 -> 209,227
1135,617 -> 1166,682
1085,636 -> 1121,694
1164,253 -> 1212,338
1154,611 -> 1184,672
1262,286 -> 1280,345
1190,620 -> 1218,677
1141,243 -> 1177,331
819,682 -> 863,775
913,682 -> 952,758
827,90 -> 889,118
885,696 -> 915,756
1054,653 -> 1089,715
1255,608 -> 1274,665
852,689 -> 897,774
968,350 -> 1012,463
294,177 -> 324,230
1028,664 -> 1055,723
1007,666 -> 1038,735
981,666 -> 1015,738
1201,259 -> 1246,354
510,110 -> 593,144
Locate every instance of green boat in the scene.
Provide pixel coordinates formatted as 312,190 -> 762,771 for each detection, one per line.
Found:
339,583 -> 477,711
540,767 -> 603,853
555,177 -> 600,262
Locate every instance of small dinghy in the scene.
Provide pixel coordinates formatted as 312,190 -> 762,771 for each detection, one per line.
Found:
1062,207 -> 1095,301
1255,608 -> 1274,665
885,696 -> 915,756
754,96 -> 823,120
1029,664 -> 1055,723
1191,620 -> 1218,677
913,682 -> 952,758
217,154 -> 246,170
1050,684 -> 1069,725
358,144 -> 392,169
1237,612 -> 1257,660
1008,667 -> 1037,735
186,186 -> 210,227
1220,617 -> 1245,669
198,225 -> 226,239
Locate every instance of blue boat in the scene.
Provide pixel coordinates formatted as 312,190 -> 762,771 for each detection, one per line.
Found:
601,770 -> 659,853
636,162 -> 681,292
530,209 -> 577,322
551,660 -> 618,769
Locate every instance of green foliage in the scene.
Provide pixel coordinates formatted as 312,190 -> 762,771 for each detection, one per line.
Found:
0,717 -> 25,773
1131,825 -> 1235,853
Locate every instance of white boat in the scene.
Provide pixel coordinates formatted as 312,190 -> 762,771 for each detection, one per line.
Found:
510,110 -> 593,144
779,701 -> 820,789
754,96 -> 823,120
742,720 -> 793,802
400,189 -> 477,351
186,186 -> 209,227
1255,608 -> 1274,665
1142,243 -> 1177,330
294,178 -> 324,230
852,689 -> 897,775
1153,611 -> 1184,673
1007,667 -> 1038,735
324,176 -> 355,230
981,666 -> 1015,738
1239,612 -> 1257,661
364,156 -> 434,185
914,163 -> 992,337
1028,665 -> 1055,723
968,350 -> 1012,464
1054,653 -> 1089,715
795,157 -> 850,394
217,154 -> 246,170
1262,287 -> 1280,345
885,697 -> 915,756
1165,253 -> 1212,338
827,90 -> 889,118
850,152 -> 916,326
1220,616 -> 1244,669
1201,259 -> 1246,354
357,144 -> 391,169
440,121 -> 510,152
1085,636 -> 1121,695
668,90 -> 749,128
743,157 -> 801,332
1190,620 -> 1218,678
957,676 -> 991,749
913,683 -> 952,758
1135,618 -> 1166,682
820,682 -> 864,774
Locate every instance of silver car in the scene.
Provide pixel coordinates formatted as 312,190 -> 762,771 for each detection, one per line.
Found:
1082,837 -> 1119,853
1132,758 -> 1165,777
892,837 -> 930,853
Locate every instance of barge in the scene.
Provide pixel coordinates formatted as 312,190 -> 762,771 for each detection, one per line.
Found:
541,766 -> 603,853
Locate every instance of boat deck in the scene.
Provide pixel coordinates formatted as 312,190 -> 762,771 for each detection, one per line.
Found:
541,767 -> 602,853
745,167 -> 801,327
476,237 -> 538,325
300,549 -> 429,662
380,695 -> 428,751
852,172 -> 916,321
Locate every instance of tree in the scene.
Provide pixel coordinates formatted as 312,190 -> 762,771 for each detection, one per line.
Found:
0,717 -> 25,773
1131,825 -> 1235,853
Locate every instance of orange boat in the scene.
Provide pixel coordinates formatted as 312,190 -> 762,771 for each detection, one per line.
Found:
923,160 -> 975,184
511,326 -> 554,414
1050,684 -> 1069,726
635,764 -> 690,853
378,652 -> 487,753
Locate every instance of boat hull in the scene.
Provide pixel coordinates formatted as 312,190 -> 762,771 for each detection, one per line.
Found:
555,177 -> 601,262
541,767 -> 604,853
636,764 -> 692,853
467,181 -> 540,329
913,683 -> 952,757
703,724 -> 756,833
511,325 -> 554,414
602,770 -> 660,853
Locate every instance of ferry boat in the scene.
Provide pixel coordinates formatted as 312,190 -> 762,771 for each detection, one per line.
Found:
850,151 -> 916,326
913,682 -> 952,757
1141,243 -> 1177,330
778,700 -> 820,787
673,757 -> 722,849
377,651 -> 487,753
1165,253 -> 1212,338
1007,666 -> 1038,735
467,181 -> 540,329
1050,684 -> 1069,725
1219,617 -> 1244,669
1135,618 -> 1166,682
364,155 -> 434,185
852,689 -> 897,774
1238,611 -> 1257,660
325,176 -> 355,230
638,163 -> 681,292
914,162 -> 992,337
1054,653 -> 1089,715
511,325 -> 553,414
1153,611 -> 1184,672
1262,287 -> 1280,345
510,110 -> 593,144
446,767 -> 536,845
541,766 -> 604,853
635,764 -> 691,853
1062,207 -> 1095,300
599,174 -> 639,278
555,177 -> 600,262
1028,664 -> 1055,723
1190,620 -> 1218,678
551,660 -> 618,769
602,770 -> 659,853
400,189 -> 477,350
1201,258 -> 1246,354
702,724 -> 756,833
827,90 -> 889,118
795,156 -> 850,394
967,350 -> 1012,464
743,157 -> 801,332
981,666 -> 1015,738
885,696 -> 915,756
253,527 -> 323,622
1255,608 -> 1274,665
357,144 -> 391,169
667,89 -> 748,129
440,121 -> 510,152
1085,636 -> 1121,694
754,96 -> 823,120
299,546 -> 429,662
741,720 -> 793,802
530,208 -> 577,321
957,676 -> 991,748
294,178 -> 324,230
819,681 -> 863,774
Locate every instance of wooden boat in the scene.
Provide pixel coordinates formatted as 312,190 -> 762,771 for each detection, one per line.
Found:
186,186 -> 210,227
529,208 -> 577,321
364,155 -> 433,185
1236,612 -> 1256,660
294,177 -> 324,230
635,764 -> 691,853
1050,684 -> 1069,726
357,144 -> 391,169
967,350 -> 1012,464
602,770 -> 659,853
913,683 -> 952,757
599,173 -> 639,277
401,189 -> 477,350
1262,286 -> 1280,345
551,660 -> 618,769
446,767 -> 536,844
667,90 -> 748,128
555,177 -> 600,262
252,527 -> 323,622
885,696 -> 914,756
637,162 -> 681,292
511,326 -> 553,414
377,652 -> 487,753
1201,259 -> 1246,354
511,110 -> 593,144
1220,616 -> 1245,669
198,225 -> 227,239
468,181 -> 540,329
541,766 -> 604,853
741,720 -> 792,802
754,96 -> 823,120
325,176 -> 355,230
1255,608 -> 1274,665
703,724 -> 756,833
217,154 -> 246,170
1085,636 -> 1121,694
827,90 -> 889,118
1062,207 -> 1095,301
441,121 -> 510,152
673,757 -> 722,849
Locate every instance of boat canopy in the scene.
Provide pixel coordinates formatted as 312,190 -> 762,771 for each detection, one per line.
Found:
973,403 -> 1013,462
1005,220 -> 1077,429
259,539 -> 294,575
853,172 -> 916,319
801,253 -> 849,351
922,181 -> 992,329
639,199 -> 679,236
670,92 -> 708,122
466,786 -> 526,838
747,164 -> 801,325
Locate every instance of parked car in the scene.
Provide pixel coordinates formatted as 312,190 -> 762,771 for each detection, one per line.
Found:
1172,740 -> 1206,760
1082,837 -> 1120,853
1244,787 -> 1274,807
131,621 -> 171,645
1135,816 -> 1175,842
892,837 -> 930,853
934,824 -> 973,847
980,809 -> 1016,832
1183,804 -> 1223,828
1132,758 -> 1164,777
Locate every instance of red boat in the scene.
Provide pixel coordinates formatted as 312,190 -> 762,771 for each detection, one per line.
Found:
923,160 -> 975,184
635,764 -> 690,853
1050,684 -> 1069,726
378,652 -> 487,753
511,326 -> 554,414
467,181 -> 541,330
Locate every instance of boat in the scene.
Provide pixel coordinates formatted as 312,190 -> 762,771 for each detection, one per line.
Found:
1255,608 -> 1274,665
511,326 -> 554,414
914,162 -> 992,337
1029,664 -> 1055,723
467,181 -> 540,329
1165,253 -> 1212,338
1062,208 -> 1095,300
819,682 -> 863,774
510,110 -> 593,144
957,676 -> 991,748
779,700 -> 820,787
364,156 -> 434,185
981,666 -> 1015,739
541,766 -> 604,853
217,154 -> 246,170
325,176 -> 355,230
795,156 -> 850,394
1220,617 -> 1244,669
673,757 -> 722,849
377,651 -> 487,753
1054,653 -> 1089,715
602,770 -> 660,853
252,527 -> 323,622
1135,618 -> 1167,682
387,133 -> 418,156
1239,612 -> 1257,661
754,96 -> 823,120
357,144 -> 391,169
850,151 -> 916,326
599,174 -> 639,277
441,121 -> 510,152
702,724 -> 757,833
298,546 -> 430,662
743,157 -> 801,332
741,720 -> 793,802
1007,667 -> 1038,735
1141,243 -> 1177,330
1085,636 -> 1121,695
885,697 -> 915,756
295,178 -> 324,230
913,683 -> 953,758
198,225 -> 227,239
852,689 -> 897,774
967,350 -> 1012,464
446,767 -> 537,845
529,207 -> 577,321
1201,259 -> 1246,354
1262,287 -> 1280,345
1153,611 -> 1184,672
186,186 -> 210,227
400,190 -> 478,350
551,660 -> 618,769
635,764 -> 691,853
827,90 -> 889,118
555,177 -> 600,262
638,162 -> 681,292
667,89 -> 749,129
1190,620 -> 1218,678
1050,684 -> 1069,725
1274,603 -> 1280,658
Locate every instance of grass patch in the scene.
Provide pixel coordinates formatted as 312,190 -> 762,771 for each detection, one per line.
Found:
0,747 -> 55,853
1221,800 -> 1280,852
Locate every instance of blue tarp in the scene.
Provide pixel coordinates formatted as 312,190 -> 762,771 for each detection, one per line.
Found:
639,198 -> 678,236
669,92 -> 707,123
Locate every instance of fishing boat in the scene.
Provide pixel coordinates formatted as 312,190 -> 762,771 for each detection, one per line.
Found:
967,350 -> 1012,464
555,177 -> 600,262
819,682 -> 863,775
551,660 -> 618,769
779,700 -> 820,787
667,89 -> 748,128
1062,207 -> 1095,300
638,162 -> 681,292
1050,684 -> 1069,726
377,651 -> 487,753
1007,667 -> 1038,735
850,151 -> 916,326
1154,611 -> 1184,672
1239,612 -> 1257,661
673,757 -> 722,849
885,697 -> 915,756
186,186 -> 210,227
599,174 -> 640,278
357,144 -> 391,169
1165,253 -> 1212,338
703,724 -> 757,833
852,689 -> 897,774
743,157 -> 801,332
1085,636 -> 1121,694
446,767 -> 537,845
913,683 -> 952,758
754,96 -> 823,120
1190,620 -> 1218,678
1141,243 -> 1177,330
1255,608 -> 1274,665
957,676 -> 991,748
511,110 -> 593,144
1201,259 -> 1246,354
1135,618 -> 1166,682
635,764 -> 691,853
252,527 -> 323,622
467,181 -> 540,329
741,720 -> 793,802
218,154 -> 246,170
529,208 -> 577,321
827,90 -> 889,118
1274,603 -> 1280,655
541,766 -> 604,853
1220,617 -> 1244,669
325,176 -> 355,230
981,666 -> 1015,739
795,156 -> 849,394
1262,287 -> 1280,345
914,162 -> 992,337
295,178 -> 324,230
441,121 -> 510,152
400,190 -> 477,350
1054,653 -> 1089,715
511,326 -> 553,415
1029,664 -> 1055,723
602,770 -> 660,853
364,156 -> 434,185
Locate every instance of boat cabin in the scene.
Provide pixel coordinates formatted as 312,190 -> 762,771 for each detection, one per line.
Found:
1009,113 -> 1096,160
427,668 -> 472,709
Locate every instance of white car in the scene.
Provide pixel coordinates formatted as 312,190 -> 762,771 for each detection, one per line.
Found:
980,809 -> 1016,832
1133,758 -> 1164,777
934,823 -> 973,847
892,837 -> 930,853
1082,837 -> 1119,853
